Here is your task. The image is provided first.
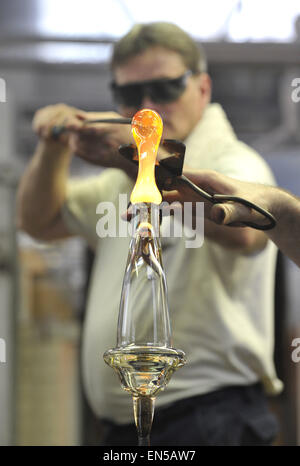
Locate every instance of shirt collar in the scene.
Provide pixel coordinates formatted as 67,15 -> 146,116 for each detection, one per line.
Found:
184,103 -> 236,167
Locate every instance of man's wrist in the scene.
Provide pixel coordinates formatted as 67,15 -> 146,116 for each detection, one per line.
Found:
266,187 -> 299,240
37,139 -> 72,160
269,188 -> 293,222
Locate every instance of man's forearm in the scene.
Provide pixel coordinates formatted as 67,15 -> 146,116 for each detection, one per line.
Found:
206,184 -> 300,263
266,190 -> 300,267
16,140 -> 72,236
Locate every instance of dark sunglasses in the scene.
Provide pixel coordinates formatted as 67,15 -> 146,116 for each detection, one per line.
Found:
110,70 -> 193,108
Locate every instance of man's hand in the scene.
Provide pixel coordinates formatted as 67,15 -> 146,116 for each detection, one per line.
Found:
160,168 -> 271,253
162,169 -> 276,229
66,111 -> 135,170
33,105 -> 135,171
163,168 -> 300,266
32,103 -> 84,147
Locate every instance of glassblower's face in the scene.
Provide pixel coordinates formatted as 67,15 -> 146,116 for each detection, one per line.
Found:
113,46 -> 210,141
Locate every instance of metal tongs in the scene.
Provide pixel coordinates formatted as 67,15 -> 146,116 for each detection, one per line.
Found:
119,139 -> 276,231
52,117 -> 276,230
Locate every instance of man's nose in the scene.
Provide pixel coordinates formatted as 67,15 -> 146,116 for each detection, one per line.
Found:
140,95 -> 159,110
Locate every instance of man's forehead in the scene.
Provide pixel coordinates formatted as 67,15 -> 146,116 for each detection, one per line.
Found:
113,47 -> 186,84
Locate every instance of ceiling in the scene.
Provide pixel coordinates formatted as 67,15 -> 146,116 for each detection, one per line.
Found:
0,0 -> 300,43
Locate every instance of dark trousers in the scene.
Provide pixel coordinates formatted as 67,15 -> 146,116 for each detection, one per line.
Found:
100,383 -> 279,446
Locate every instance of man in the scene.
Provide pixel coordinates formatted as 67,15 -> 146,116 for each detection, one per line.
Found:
17,22 -> 281,445
163,168 -> 300,267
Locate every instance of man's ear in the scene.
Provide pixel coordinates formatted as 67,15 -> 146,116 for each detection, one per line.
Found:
198,73 -> 212,104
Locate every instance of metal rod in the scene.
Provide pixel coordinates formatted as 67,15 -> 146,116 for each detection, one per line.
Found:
52,117 -> 132,138
82,118 -> 132,124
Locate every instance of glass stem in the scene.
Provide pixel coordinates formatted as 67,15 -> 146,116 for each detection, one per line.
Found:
138,435 -> 150,446
133,395 -> 155,446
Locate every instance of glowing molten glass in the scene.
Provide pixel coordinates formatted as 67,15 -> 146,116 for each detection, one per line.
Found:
130,109 -> 163,205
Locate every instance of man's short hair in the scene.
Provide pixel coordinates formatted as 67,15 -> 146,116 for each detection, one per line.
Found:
111,22 -> 207,74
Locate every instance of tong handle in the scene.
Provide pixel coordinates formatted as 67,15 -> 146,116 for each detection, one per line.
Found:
211,194 -> 276,230
180,175 -> 276,231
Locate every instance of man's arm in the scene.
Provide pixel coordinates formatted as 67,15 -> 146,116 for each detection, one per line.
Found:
16,139 -> 73,241
17,105 -> 136,242
163,170 -> 268,255
260,189 -> 300,267
16,104 -> 85,241
208,179 -> 300,264
163,169 -> 300,266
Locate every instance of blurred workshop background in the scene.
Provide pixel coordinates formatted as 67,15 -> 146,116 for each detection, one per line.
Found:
0,0 -> 300,446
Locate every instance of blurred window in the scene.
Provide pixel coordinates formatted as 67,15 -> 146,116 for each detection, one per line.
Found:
37,0 -> 300,42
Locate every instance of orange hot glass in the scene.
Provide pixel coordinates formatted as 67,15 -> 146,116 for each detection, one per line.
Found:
130,109 -> 163,205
